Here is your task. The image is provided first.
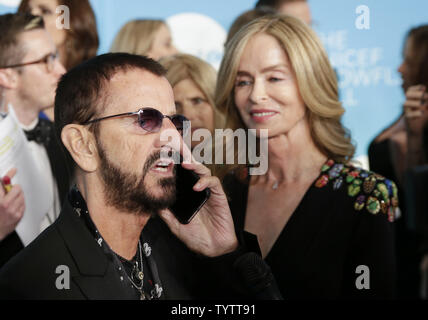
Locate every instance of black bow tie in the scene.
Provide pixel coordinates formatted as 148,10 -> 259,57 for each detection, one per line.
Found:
24,119 -> 53,146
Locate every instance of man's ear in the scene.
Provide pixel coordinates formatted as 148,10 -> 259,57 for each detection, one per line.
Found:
0,68 -> 18,89
61,124 -> 99,172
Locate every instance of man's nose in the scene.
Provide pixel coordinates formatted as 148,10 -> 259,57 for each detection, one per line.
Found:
54,59 -> 66,77
156,119 -> 185,161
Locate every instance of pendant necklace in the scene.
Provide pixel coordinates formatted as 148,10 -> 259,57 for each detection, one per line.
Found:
272,181 -> 279,190
127,240 -> 147,300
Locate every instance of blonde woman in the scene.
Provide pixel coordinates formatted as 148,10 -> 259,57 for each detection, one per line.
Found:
160,54 -> 222,149
216,15 -> 399,298
110,19 -> 178,60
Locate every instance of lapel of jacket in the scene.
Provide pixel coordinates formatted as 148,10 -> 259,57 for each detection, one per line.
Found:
56,199 -> 136,300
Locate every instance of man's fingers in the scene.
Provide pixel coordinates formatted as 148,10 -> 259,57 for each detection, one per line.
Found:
193,176 -> 223,194
181,161 -> 212,178
180,136 -> 193,164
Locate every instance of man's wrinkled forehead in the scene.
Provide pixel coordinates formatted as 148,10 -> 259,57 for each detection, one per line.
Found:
100,68 -> 176,116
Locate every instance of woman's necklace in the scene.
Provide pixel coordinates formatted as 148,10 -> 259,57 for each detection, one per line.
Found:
272,181 -> 279,190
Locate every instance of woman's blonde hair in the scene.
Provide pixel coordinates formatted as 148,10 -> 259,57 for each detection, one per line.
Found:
110,19 -> 164,55
159,53 -> 223,130
215,14 -> 355,179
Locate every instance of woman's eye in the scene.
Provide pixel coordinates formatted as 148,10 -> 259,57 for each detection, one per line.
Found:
269,77 -> 282,82
192,97 -> 205,105
235,80 -> 251,87
40,7 -> 53,15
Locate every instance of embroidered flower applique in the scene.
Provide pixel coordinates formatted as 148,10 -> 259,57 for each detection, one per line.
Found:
315,159 -> 400,222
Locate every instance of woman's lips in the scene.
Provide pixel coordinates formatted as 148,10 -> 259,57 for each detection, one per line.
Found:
249,110 -> 279,123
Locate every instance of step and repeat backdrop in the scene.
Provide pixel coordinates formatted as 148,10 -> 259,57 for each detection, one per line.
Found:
1,0 -> 427,165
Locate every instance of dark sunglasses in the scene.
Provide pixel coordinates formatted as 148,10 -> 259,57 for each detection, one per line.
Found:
82,107 -> 189,134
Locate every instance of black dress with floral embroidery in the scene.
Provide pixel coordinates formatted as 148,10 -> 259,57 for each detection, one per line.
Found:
224,159 -> 400,299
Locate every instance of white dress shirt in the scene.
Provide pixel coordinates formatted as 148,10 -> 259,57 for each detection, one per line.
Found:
19,118 -> 61,233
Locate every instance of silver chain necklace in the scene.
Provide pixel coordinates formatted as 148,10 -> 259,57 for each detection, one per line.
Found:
126,240 -> 147,300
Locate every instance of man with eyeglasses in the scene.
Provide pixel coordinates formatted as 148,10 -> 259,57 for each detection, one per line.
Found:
0,53 -> 279,300
0,13 -> 71,268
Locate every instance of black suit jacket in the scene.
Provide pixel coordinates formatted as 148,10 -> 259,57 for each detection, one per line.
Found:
0,192 -> 258,300
0,119 -> 73,269
0,198 -> 133,299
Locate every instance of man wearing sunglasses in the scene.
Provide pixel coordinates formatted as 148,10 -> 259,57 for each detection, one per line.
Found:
0,53 -> 278,300
0,13 -> 71,268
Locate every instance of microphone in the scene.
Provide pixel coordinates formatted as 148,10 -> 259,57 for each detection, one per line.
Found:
234,252 -> 283,300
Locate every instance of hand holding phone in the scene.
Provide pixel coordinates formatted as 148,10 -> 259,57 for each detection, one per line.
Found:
168,158 -> 210,224
159,161 -> 238,257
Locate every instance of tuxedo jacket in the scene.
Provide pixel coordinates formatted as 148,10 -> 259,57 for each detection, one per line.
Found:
39,118 -> 74,206
0,119 -> 73,269
0,193 -> 257,300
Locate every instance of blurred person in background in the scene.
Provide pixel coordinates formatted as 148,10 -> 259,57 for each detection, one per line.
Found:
369,25 -> 428,299
255,0 -> 312,25
18,0 -> 99,121
0,13 -> 71,267
225,6 -> 276,47
159,54 -> 222,150
110,19 -> 178,61
404,85 -> 428,299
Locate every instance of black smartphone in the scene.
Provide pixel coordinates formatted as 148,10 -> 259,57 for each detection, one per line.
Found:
168,161 -> 211,224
